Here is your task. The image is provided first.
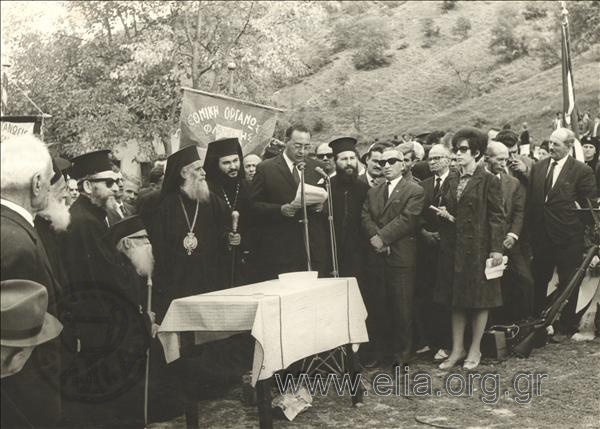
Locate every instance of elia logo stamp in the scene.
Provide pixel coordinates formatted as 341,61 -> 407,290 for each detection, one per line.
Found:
35,282 -> 150,403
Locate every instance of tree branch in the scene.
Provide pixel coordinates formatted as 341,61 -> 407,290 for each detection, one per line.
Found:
231,2 -> 255,47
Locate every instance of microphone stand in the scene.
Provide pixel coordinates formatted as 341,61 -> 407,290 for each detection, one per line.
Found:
323,176 -> 339,277
144,277 -> 152,428
298,163 -> 312,271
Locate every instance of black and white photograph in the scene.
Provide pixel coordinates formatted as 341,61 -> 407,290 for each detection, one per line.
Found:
1,1 -> 599,428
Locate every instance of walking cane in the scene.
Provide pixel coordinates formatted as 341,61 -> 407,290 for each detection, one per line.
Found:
144,277 -> 152,428
230,211 -> 240,288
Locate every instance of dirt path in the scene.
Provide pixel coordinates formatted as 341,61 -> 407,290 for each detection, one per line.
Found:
151,338 -> 600,428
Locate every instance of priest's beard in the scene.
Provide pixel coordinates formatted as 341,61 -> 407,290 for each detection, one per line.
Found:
38,198 -> 71,231
120,242 -> 155,277
336,165 -> 358,185
181,178 -> 210,203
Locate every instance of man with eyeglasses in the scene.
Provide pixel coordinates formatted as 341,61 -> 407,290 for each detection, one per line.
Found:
315,142 -> 336,182
361,147 -> 425,369
249,124 -> 329,280
494,129 -> 533,186
62,151 -> 163,427
414,144 -> 451,361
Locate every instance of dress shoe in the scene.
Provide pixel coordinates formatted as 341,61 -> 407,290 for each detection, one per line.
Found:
462,352 -> 481,371
433,349 -> 449,361
438,351 -> 466,370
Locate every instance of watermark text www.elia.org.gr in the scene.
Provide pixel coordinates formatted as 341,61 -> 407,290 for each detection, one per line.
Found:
275,366 -> 548,405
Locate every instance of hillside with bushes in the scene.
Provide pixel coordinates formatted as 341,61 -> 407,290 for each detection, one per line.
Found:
271,0 -> 600,149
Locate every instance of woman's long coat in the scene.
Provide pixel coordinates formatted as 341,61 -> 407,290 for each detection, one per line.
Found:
434,165 -> 506,309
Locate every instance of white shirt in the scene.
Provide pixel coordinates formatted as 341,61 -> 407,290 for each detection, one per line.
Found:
434,170 -> 449,188
387,175 -> 403,199
547,155 -> 569,189
365,172 -> 378,188
282,151 -> 296,175
0,199 -> 35,227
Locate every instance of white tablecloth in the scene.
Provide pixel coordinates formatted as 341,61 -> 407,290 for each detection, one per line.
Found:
157,277 -> 369,386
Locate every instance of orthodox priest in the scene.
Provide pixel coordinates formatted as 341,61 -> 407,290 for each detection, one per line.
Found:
143,145 -> 238,321
204,138 -> 249,287
328,137 -> 370,278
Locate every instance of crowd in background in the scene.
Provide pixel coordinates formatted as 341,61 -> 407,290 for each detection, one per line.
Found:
1,112 -> 599,428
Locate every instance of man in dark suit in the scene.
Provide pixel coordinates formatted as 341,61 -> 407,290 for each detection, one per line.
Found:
1,134 -> 63,428
361,146 -> 425,367
249,124 -> 329,280
486,141 -> 534,323
527,128 -> 597,336
415,144 -> 451,360
358,142 -> 389,188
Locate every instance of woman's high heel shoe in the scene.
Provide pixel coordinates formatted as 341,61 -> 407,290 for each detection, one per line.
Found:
462,352 -> 481,370
438,351 -> 466,370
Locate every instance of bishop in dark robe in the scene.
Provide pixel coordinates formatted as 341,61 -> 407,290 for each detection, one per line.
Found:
142,145 -> 235,321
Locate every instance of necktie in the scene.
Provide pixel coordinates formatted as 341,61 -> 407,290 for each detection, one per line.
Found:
292,165 -> 300,186
433,177 -> 442,205
118,203 -> 126,218
383,181 -> 390,204
544,161 -> 558,196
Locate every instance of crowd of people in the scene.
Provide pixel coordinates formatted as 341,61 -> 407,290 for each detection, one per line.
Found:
1,119 -> 599,428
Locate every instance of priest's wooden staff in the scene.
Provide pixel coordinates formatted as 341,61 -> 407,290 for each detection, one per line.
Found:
144,277 -> 152,428
230,210 -> 240,288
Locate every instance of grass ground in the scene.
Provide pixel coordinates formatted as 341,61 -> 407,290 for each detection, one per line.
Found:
150,337 -> 600,428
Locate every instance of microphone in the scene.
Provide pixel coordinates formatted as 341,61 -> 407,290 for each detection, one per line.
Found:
296,161 -> 306,171
315,166 -> 329,181
231,210 -> 240,233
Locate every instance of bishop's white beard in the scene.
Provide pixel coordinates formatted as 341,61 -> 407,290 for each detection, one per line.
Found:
121,243 -> 155,277
181,178 -> 210,203
38,198 -> 71,231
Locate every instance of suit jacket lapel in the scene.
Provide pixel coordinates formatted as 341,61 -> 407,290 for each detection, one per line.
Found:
381,178 -> 407,214
459,166 -> 484,200
275,155 -> 297,190
547,156 -> 572,201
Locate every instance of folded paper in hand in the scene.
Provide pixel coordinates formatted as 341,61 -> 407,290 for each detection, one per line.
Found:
485,256 -> 509,280
290,184 -> 328,209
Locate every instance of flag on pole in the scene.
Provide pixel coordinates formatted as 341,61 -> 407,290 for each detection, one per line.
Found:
1,70 -> 8,115
178,87 -> 284,155
560,2 -> 578,138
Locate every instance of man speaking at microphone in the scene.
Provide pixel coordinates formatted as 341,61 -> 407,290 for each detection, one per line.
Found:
249,124 -> 329,280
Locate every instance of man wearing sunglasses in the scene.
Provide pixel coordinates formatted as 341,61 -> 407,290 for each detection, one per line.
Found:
315,142 -> 336,182
361,147 -> 425,369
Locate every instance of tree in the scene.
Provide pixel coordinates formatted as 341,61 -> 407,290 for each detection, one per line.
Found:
489,6 -> 528,62
333,15 -> 392,70
2,1 -> 326,156
451,16 -> 471,40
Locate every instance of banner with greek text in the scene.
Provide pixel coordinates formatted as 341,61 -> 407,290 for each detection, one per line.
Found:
0,116 -> 42,143
179,87 -> 283,155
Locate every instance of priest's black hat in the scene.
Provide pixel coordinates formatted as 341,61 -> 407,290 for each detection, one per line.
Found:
69,150 -> 113,180
50,157 -> 71,185
107,215 -> 147,247
329,137 -> 357,157
161,145 -> 204,197
204,137 -> 244,181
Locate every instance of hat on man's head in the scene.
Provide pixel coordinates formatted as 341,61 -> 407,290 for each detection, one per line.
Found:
1,280 -> 63,347
329,137 -> 357,157
51,157 -> 71,185
69,150 -> 113,180
161,145 -> 205,197
204,138 -> 244,180
107,215 -> 147,247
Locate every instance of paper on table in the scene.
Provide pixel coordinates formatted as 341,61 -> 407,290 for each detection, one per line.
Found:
290,183 -> 328,209
485,255 -> 509,280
